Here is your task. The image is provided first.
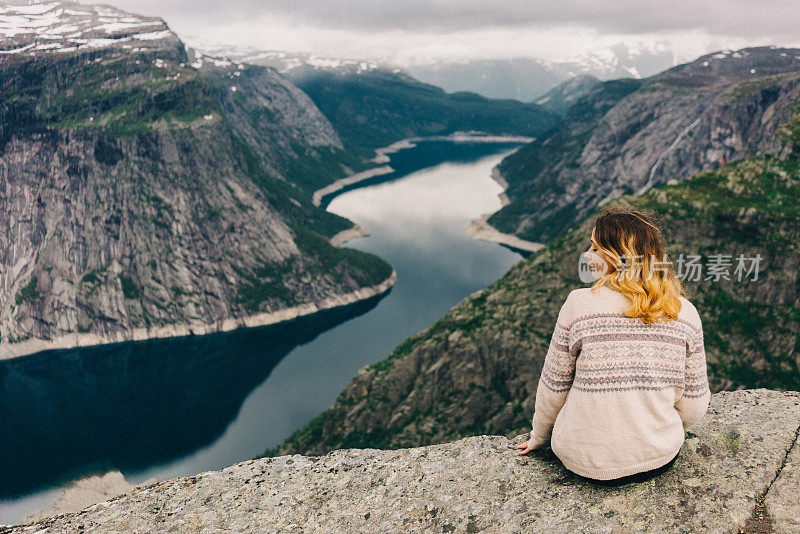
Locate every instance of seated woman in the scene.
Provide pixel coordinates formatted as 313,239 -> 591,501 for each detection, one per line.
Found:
516,208 -> 711,484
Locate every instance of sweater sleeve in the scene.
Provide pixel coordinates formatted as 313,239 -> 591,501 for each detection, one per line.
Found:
529,292 -> 577,449
674,306 -> 711,429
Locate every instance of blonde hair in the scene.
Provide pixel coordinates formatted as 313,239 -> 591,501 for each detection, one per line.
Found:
591,208 -> 684,324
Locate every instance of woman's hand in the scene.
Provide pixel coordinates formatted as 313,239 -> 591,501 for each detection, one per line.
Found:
516,440 -> 535,455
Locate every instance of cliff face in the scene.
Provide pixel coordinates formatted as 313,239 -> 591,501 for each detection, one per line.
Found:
4,390 -> 799,533
0,1 -> 394,356
490,46 -> 800,243
270,116 -> 800,456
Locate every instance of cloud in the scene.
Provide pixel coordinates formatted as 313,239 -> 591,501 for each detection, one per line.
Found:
94,0 -> 800,64
106,0 -> 800,39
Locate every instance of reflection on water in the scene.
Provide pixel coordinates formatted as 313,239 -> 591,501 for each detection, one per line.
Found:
0,140 -> 526,524
0,294 -> 386,498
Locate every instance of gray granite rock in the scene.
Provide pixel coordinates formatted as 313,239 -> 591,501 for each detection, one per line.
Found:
3,389 -> 799,533
766,422 -> 800,533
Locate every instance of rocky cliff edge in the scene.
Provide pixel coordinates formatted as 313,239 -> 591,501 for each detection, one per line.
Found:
3,389 -> 799,533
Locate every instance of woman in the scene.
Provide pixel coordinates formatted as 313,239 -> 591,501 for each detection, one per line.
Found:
516,208 -> 711,484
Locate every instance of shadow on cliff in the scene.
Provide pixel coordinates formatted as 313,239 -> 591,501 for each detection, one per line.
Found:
0,290 -> 390,498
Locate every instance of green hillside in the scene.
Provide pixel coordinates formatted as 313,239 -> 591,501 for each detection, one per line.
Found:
290,68 -> 559,150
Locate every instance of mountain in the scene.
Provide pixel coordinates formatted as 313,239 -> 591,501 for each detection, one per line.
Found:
404,44 -> 674,102
191,46 -> 402,79
0,0 -> 395,357
288,68 -> 559,151
194,43 -> 675,103
488,46 -> 800,243
389,58 -> 564,103
193,46 -> 560,151
534,75 -> 601,116
265,101 -> 800,457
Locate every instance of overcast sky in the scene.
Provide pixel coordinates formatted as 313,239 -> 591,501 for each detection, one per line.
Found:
97,0 -> 800,65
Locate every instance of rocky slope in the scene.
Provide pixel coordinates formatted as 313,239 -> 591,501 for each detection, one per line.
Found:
534,74 -> 601,116
489,46 -> 800,243
268,113 -> 800,456
3,390 -> 799,533
0,0 -> 395,357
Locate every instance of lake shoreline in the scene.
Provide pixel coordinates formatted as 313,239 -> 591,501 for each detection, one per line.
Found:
329,223 -> 371,246
0,271 -> 397,362
313,165 -> 395,208
320,133 -> 537,248
464,166 -> 545,253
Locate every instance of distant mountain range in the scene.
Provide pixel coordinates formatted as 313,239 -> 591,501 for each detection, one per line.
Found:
403,44 -> 675,102
196,42 -> 676,102
193,45 -> 403,78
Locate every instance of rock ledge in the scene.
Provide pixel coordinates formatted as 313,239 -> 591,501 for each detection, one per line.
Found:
3,389 -> 799,533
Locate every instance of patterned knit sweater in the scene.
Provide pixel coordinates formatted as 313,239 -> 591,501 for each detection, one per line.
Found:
528,285 -> 711,480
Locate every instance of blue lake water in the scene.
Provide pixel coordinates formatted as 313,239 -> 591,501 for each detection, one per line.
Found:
0,140 -> 526,525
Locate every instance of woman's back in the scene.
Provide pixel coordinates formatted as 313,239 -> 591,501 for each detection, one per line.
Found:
517,207 -> 712,480
530,285 -> 711,480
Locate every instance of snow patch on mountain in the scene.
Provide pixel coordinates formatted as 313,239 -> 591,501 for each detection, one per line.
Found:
192,44 -> 402,76
0,0 -> 175,56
